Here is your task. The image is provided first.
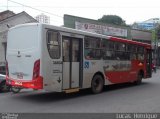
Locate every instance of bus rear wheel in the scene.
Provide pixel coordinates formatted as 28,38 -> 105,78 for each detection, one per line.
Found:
91,75 -> 104,94
11,87 -> 21,93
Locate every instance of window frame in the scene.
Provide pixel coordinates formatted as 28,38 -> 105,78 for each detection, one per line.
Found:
102,39 -> 116,60
84,36 -> 102,60
46,30 -> 61,59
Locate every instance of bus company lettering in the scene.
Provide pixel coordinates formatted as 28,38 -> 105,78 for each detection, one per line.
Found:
103,61 -> 131,71
53,61 -> 62,64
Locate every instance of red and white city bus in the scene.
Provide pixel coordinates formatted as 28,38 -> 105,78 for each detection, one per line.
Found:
6,23 -> 152,94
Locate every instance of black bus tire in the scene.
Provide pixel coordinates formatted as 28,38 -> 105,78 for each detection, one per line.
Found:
134,72 -> 142,85
91,75 -> 104,94
11,87 -> 21,93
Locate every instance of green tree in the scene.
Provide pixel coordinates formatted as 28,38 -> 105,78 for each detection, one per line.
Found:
98,15 -> 126,25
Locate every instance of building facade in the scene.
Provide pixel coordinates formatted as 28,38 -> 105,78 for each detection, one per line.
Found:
64,14 -> 131,39
131,29 -> 152,44
35,13 -> 50,24
64,14 -> 152,43
0,10 -> 15,21
132,18 -> 160,30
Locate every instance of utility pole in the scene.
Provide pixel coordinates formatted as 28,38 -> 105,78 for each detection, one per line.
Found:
156,25 -> 160,66
152,29 -> 157,66
154,30 -> 157,66
153,25 -> 160,67
7,0 -> 8,10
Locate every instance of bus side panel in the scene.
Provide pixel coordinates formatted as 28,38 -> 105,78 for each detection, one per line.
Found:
130,60 -> 143,79
41,27 -> 62,92
83,60 -> 111,89
103,60 -> 136,83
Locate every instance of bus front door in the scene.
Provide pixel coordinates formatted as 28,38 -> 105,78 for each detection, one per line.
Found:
62,36 -> 82,90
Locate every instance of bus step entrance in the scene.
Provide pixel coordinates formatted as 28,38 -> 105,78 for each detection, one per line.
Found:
64,88 -> 79,93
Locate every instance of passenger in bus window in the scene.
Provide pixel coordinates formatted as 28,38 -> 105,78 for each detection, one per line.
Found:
116,57 -> 120,60
131,54 -> 137,60
85,49 -> 91,59
105,51 -> 111,57
138,54 -> 144,60
86,49 -> 94,60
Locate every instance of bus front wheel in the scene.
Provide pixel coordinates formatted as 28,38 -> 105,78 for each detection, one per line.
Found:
134,72 -> 142,85
91,75 -> 104,94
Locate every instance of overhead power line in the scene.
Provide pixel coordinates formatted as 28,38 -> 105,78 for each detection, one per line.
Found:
8,0 -> 63,18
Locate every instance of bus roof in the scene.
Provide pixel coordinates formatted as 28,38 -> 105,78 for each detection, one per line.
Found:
9,23 -> 151,49
110,37 -> 151,49
9,23 -> 111,39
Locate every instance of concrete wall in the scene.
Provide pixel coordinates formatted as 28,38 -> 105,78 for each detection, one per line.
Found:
131,29 -> 152,43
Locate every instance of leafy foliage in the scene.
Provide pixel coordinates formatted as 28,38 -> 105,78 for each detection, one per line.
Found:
98,15 -> 126,25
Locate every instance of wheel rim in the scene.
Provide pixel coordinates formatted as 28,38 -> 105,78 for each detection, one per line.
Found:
94,79 -> 100,90
93,78 -> 102,91
11,87 -> 21,93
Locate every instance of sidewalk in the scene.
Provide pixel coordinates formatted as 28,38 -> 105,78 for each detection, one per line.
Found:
151,68 -> 159,80
156,66 -> 160,69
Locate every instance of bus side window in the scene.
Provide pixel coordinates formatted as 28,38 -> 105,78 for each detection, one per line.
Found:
84,36 -> 101,60
102,39 -> 115,60
85,49 -> 94,60
130,53 -> 137,60
103,50 -> 115,60
63,40 -> 70,61
47,31 -> 60,59
137,46 -> 144,60
72,40 -> 79,62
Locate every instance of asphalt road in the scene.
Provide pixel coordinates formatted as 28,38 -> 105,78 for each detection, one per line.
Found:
0,71 -> 160,113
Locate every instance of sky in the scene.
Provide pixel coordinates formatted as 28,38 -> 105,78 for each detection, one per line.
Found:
0,0 -> 160,26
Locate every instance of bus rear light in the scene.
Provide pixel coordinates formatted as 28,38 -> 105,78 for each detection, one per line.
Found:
22,77 -> 43,89
6,76 -> 43,89
33,59 -> 40,80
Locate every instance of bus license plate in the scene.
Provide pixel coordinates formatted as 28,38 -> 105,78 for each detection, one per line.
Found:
15,81 -> 22,85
